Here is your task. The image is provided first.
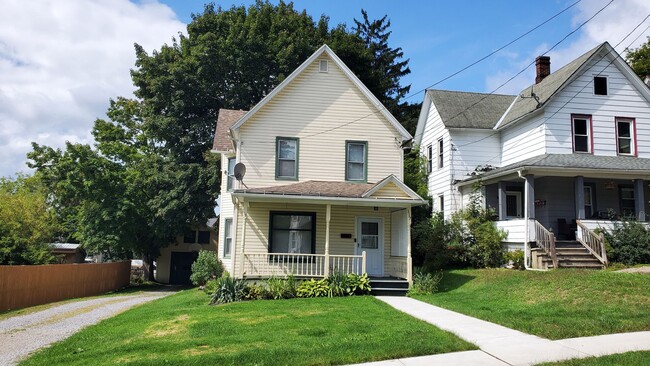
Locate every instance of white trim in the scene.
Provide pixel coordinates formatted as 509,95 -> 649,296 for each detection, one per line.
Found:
414,91 -> 433,146
230,44 -> 411,141
232,192 -> 426,207
362,174 -> 425,201
493,94 -> 519,130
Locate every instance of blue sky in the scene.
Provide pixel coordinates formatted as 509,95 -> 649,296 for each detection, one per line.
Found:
1,0 -> 649,177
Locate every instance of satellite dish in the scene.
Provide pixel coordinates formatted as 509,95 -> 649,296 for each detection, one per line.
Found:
234,163 -> 246,181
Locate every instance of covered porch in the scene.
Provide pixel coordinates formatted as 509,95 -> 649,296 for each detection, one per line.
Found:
228,177 -> 426,282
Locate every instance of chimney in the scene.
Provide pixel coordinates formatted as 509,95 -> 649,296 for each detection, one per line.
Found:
535,56 -> 551,84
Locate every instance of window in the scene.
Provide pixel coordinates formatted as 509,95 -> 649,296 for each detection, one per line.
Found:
594,76 -> 607,95
620,186 -> 635,217
584,185 -> 594,219
269,212 -> 316,254
276,137 -> 298,180
427,144 -> 433,173
226,157 -> 236,191
223,219 -> 232,258
438,194 -> 444,216
437,138 -> 444,168
346,141 -> 367,181
616,118 -> 636,156
184,230 -> 211,244
506,191 -> 522,218
572,115 -> 592,153
319,59 -> 328,73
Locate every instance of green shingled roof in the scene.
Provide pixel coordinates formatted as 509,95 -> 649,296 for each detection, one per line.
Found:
428,90 -> 515,129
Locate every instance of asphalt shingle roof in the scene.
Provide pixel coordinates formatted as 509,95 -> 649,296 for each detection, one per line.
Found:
237,181 -> 376,198
212,109 -> 247,151
428,90 -> 515,129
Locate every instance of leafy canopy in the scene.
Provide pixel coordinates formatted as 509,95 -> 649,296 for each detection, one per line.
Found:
626,36 -> 650,78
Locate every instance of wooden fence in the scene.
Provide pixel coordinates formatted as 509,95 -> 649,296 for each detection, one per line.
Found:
0,261 -> 131,312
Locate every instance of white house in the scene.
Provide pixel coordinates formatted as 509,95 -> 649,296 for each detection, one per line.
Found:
416,42 -> 650,269
212,45 -> 426,283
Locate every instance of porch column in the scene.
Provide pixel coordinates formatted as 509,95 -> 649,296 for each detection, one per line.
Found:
634,179 -> 645,221
575,176 -> 585,220
524,175 -> 535,219
406,207 -> 413,284
498,181 -> 507,220
324,204 -> 331,277
239,201 -> 249,278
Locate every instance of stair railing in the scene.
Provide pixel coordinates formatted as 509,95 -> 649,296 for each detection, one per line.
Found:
534,220 -> 558,269
576,221 -> 608,266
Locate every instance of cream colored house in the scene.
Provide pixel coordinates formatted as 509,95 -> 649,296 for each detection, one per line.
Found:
212,45 -> 425,283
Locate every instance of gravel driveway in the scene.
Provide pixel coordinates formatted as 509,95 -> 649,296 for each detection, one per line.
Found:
0,291 -> 174,365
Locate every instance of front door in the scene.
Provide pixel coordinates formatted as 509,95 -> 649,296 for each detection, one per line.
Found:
355,217 -> 384,276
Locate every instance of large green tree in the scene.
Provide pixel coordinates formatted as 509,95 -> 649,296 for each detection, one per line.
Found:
29,2 -> 413,279
0,174 -> 58,265
626,36 -> 650,79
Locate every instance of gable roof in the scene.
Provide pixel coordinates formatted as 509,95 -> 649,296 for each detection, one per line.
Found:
229,44 -> 411,141
496,43 -> 605,129
212,109 -> 247,151
428,90 -> 515,129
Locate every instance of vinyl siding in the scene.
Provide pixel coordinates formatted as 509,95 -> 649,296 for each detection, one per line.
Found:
238,53 -> 403,187
369,182 -> 411,199
448,129 -> 501,180
231,202 -> 397,277
544,55 -> 650,157
217,153 -> 235,273
501,115 -> 545,166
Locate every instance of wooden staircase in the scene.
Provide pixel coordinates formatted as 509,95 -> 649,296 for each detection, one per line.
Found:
532,241 -> 605,269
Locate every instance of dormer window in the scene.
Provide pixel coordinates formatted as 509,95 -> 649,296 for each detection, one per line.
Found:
346,141 -> 367,182
594,76 -> 607,95
572,114 -> 592,153
616,117 -> 636,156
276,137 -> 298,180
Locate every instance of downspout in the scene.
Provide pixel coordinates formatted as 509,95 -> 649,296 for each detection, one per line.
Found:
517,170 -> 544,271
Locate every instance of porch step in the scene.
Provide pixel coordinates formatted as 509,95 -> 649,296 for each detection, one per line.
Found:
369,277 -> 408,296
532,242 -> 605,270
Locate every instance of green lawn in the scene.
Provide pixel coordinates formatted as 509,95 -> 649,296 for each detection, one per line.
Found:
22,290 -> 475,366
412,269 -> 650,339
539,351 -> 650,365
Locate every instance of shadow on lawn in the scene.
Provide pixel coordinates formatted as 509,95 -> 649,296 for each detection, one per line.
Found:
437,272 -> 476,293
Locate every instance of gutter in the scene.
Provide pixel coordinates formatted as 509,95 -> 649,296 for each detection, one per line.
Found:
517,170 -> 544,272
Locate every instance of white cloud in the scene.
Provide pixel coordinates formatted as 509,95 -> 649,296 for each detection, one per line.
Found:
485,0 -> 650,95
0,0 -> 185,177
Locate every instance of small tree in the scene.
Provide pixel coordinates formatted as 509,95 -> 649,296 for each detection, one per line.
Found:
626,36 -> 650,79
190,250 -> 224,286
602,218 -> 650,265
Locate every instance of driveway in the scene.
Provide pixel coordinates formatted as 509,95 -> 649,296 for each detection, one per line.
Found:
0,290 -> 174,365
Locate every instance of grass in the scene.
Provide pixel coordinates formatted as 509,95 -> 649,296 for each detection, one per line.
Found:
21,290 -> 475,366
539,351 -> 650,365
0,282 -> 167,321
412,268 -> 650,339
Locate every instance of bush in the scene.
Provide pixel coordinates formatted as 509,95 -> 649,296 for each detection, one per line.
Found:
603,219 -> 650,265
345,273 -> 371,295
210,275 -> 248,304
297,279 -> 330,298
203,278 -> 219,294
244,283 -> 269,300
190,250 -> 224,286
326,272 -> 348,297
266,275 -> 297,300
408,269 -> 443,296
505,250 -> 525,270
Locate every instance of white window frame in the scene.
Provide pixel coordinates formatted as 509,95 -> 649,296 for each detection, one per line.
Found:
572,115 -> 592,153
226,157 -> 236,191
615,117 -> 635,156
593,76 -> 608,96
437,138 -> 443,169
223,218 -> 233,258
426,144 -> 433,174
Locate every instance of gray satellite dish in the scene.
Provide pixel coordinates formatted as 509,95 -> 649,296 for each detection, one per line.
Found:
234,163 -> 246,181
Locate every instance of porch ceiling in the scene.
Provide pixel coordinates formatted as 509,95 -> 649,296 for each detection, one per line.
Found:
459,154 -> 650,186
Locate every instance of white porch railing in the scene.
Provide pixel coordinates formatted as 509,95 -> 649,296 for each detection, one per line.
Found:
576,221 -> 608,265
242,252 -> 365,278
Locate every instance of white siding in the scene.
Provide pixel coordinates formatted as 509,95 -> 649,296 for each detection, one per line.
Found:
501,115 -> 545,166
217,153 -> 236,274
238,53 -> 403,187
544,55 -> 650,157
449,129 -> 501,180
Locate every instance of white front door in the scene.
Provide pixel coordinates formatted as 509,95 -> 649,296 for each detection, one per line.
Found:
355,217 -> 384,276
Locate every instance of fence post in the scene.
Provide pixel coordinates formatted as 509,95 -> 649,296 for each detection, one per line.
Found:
361,251 -> 367,274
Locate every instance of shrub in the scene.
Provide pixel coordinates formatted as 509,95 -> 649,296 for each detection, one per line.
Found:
408,269 -> 443,296
266,275 -> 297,300
345,273 -> 371,295
203,278 -> 219,295
297,279 -> 330,298
326,272 -> 348,297
210,275 -> 248,304
244,283 -> 270,300
505,250 -> 525,270
190,250 -> 224,286
602,219 -> 650,265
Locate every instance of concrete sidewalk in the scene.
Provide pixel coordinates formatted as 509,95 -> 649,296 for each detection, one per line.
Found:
350,296 -> 650,366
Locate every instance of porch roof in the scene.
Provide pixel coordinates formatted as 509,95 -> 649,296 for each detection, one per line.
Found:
232,176 -> 427,207
459,154 -> 650,185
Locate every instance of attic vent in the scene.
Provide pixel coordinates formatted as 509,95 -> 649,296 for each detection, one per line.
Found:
319,60 -> 329,73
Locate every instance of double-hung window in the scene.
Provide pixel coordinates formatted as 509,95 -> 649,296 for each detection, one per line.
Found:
437,138 -> 444,168
223,218 -> 232,258
572,115 -> 592,153
226,157 -> 236,191
346,141 -> 367,182
616,118 -> 635,156
620,186 -> 635,217
276,137 -> 298,180
427,144 -> 433,174
269,212 -> 315,254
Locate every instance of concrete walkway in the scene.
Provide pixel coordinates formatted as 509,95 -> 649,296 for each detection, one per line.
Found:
350,297 -> 650,366
0,291 -> 173,366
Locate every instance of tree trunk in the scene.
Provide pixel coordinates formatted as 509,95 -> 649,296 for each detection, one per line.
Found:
142,252 -> 156,282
